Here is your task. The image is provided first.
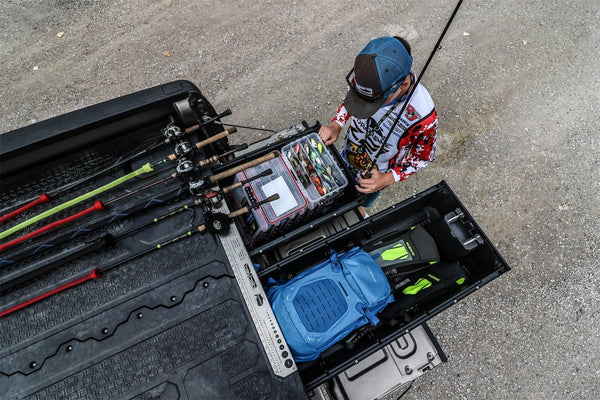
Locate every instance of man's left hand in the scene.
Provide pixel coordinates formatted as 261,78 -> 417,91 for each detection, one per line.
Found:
356,170 -> 395,193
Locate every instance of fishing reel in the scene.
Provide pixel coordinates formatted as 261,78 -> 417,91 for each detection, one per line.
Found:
188,179 -> 223,207
174,140 -> 193,158
203,212 -> 231,234
188,179 -> 208,196
162,123 -> 185,143
176,157 -> 195,177
202,190 -> 224,207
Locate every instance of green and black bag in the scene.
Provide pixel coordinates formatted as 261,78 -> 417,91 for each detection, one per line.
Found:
381,261 -> 469,321
366,224 -> 440,278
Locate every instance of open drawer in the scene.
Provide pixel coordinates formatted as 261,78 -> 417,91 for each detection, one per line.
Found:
252,181 -> 510,389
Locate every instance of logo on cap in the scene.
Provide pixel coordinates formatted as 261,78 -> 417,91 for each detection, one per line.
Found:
355,82 -> 374,97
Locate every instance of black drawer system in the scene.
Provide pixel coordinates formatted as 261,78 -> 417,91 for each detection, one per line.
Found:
253,180 -> 509,389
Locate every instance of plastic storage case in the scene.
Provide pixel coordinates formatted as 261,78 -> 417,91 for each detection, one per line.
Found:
229,132 -> 354,247
231,151 -> 311,243
281,133 -> 348,209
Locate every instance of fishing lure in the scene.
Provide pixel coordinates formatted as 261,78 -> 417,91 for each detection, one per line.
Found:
326,165 -> 344,186
286,151 -> 310,188
310,137 -> 324,154
315,164 -> 336,189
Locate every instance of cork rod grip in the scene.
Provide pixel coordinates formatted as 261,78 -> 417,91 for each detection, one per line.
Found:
194,127 -> 237,149
221,181 -> 242,194
228,194 -> 280,218
227,207 -> 251,219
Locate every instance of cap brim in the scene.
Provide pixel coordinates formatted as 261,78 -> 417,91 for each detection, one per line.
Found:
343,89 -> 386,119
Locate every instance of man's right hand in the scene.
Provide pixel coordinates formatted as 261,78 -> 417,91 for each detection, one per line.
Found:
318,123 -> 342,146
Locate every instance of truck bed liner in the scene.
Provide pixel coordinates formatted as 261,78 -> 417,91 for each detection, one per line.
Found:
0,81 -> 510,399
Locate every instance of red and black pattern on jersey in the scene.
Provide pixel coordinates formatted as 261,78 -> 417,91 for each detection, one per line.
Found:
388,108 -> 438,181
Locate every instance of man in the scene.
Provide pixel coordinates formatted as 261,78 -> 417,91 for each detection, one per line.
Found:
318,36 -> 438,208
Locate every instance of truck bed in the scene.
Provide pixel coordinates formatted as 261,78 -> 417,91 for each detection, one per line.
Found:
0,81 -> 509,399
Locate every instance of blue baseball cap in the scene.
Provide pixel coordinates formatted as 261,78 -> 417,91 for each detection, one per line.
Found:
344,37 -> 413,119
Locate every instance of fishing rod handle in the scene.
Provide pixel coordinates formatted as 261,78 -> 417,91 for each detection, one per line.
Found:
218,143 -> 249,159
220,168 -> 274,194
221,181 -> 243,194
166,128 -> 237,160
194,127 -> 237,149
195,143 -> 251,167
197,155 -> 219,167
209,152 -> 277,183
226,193 -> 280,219
227,207 -> 251,219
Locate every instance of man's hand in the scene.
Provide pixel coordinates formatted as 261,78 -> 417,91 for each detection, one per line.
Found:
318,123 -> 342,146
356,169 -> 395,194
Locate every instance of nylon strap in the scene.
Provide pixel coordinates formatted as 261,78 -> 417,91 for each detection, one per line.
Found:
0,163 -> 154,240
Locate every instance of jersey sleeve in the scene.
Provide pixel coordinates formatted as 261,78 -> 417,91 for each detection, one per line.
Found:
332,86 -> 352,127
390,110 -> 438,182
332,102 -> 351,127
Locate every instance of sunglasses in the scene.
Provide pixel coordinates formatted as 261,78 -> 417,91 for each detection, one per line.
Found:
346,68 -> 402,102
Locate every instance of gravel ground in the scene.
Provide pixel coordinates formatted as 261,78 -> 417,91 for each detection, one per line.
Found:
1,1 -> 598,399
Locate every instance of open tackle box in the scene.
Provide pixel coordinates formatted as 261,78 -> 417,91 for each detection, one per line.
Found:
0,81 -> 510,399
229,133 -> 349,245
280,133 -> 349,205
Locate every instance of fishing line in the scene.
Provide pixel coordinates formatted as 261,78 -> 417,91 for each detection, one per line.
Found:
363,0 -> 464,176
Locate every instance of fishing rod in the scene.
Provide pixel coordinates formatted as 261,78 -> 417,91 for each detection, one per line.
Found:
362,0 -> 463,177
0,194 -> 280,319
0,127 -> 238,243
0,173 -> 175,252
0,110 -> 234,223
0,169 -> 274,291
0,144 -> 248,268
0,150 -> 276,258
0,146 -> 272,254
215,122 -> 276,133
0,185 -> 185,268
0,162 -> 156,241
